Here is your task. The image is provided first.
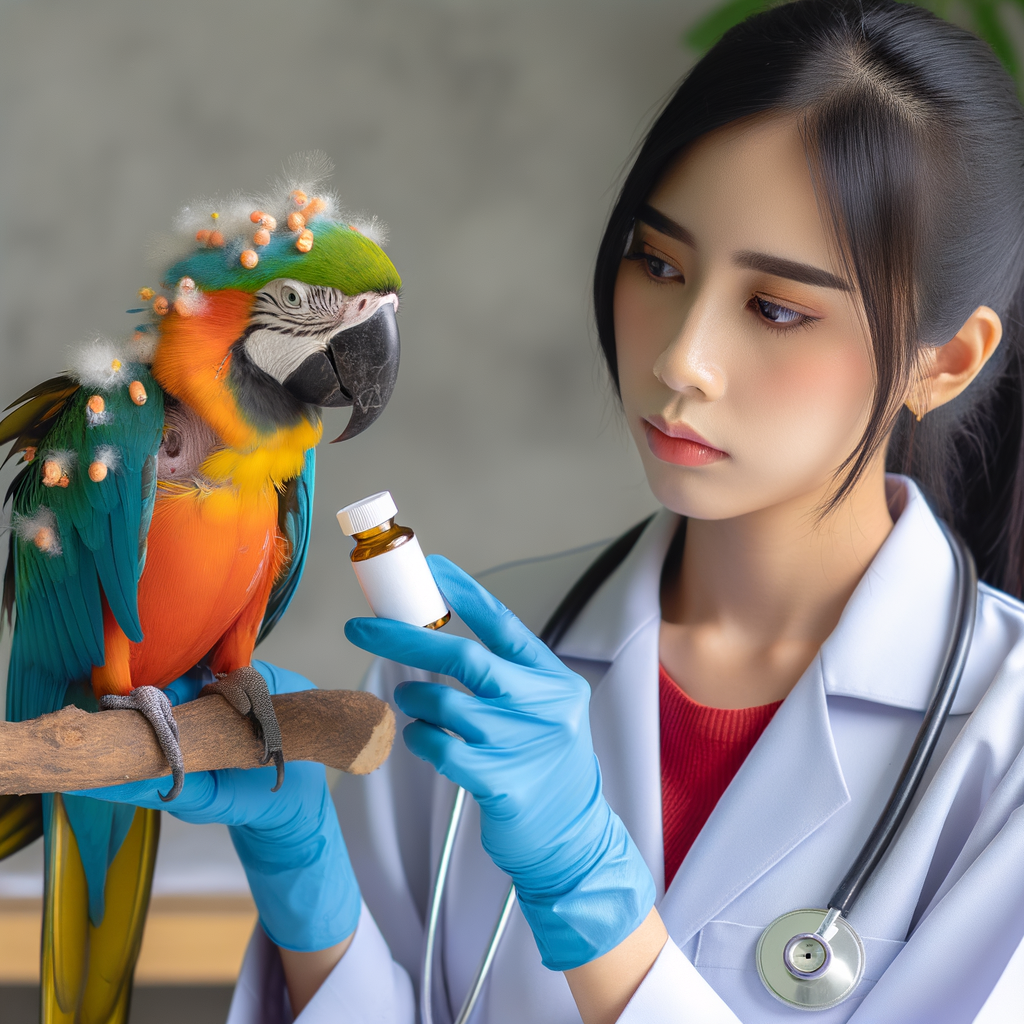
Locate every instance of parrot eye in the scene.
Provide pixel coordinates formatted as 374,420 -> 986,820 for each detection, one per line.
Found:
283,287 -> 302,308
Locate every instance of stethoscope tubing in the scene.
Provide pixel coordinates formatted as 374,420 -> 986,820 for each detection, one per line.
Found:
421,787 -> 518,1024
421,519 -> 653,1024
825,520 -> 977,917
420,516 -> 978,1021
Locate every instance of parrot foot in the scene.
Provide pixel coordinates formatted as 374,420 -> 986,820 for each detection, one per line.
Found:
200,666 -> 285,792
100,686 -> 184,801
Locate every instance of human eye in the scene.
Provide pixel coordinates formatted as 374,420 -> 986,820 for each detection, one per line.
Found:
624,249 -> 684,283
751,295 -> 818,332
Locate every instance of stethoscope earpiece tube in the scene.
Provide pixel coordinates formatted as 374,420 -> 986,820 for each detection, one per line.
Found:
420,518 -> 654,1024
419,518 -> 978,1019
826,522 -> 976,916
757,524 -> 977,1010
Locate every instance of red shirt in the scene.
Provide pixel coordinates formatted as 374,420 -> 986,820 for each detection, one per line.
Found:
659,663 -> 781,888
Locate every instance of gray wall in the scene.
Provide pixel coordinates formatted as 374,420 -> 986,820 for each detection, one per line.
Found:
0,0 -> 710,699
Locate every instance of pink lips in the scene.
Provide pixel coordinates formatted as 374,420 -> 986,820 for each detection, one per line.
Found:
643,418 -> 728,467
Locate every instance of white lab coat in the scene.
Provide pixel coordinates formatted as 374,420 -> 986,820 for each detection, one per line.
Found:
228,477 -> 1024,1023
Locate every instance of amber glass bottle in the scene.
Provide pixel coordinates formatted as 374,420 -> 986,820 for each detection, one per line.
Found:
338,491 -> 450,629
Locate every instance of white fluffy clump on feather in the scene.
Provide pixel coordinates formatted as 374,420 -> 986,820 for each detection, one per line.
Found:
92,444 -> 122,471
170,153 -> 350,246
40,449 -> 77,474
131,331 -> 158,364
348,215 -> 389,247
12,506 -> 62,556
174,193 -> 258,244
148,152 -> 389,280
69,338 -> 131,389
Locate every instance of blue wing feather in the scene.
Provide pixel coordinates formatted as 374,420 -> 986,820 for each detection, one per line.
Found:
256,446 -> 315,646
3,366 -> 164,722
3,365 -> 164,926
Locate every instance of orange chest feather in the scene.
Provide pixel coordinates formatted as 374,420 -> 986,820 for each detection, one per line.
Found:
126,485 -> 287,687
151,290 -> 256,451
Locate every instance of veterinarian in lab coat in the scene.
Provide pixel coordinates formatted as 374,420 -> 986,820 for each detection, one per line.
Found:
228,479 -> 1024,1024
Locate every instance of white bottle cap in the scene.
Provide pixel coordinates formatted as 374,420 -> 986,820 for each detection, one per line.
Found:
337,491 -> 399,536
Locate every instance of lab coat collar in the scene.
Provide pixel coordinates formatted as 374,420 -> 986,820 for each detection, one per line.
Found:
554,508 -> 678,663
559,475 -> 962,941
557,475 -> 959,713
819,476 -> 959,712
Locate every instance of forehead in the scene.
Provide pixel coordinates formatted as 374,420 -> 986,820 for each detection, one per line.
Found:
646,115 -> 838,272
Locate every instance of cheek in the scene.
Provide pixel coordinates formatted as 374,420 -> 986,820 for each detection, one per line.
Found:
734,333 -> 874,470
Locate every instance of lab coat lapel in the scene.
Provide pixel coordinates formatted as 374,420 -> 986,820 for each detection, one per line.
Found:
557,510 -> 680,893
659,657 -> 850,945
589,617 -> 665,891
556,509 -> 851,928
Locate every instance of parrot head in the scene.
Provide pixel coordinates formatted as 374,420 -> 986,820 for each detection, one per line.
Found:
137,160 -> 402,485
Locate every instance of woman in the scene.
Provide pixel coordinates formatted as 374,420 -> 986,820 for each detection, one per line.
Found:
91,1 -> 1024,1020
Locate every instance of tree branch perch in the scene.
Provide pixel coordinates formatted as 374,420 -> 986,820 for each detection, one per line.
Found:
0,690 -> 395,794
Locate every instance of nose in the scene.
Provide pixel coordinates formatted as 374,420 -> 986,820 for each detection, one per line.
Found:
652,287 -> 726,401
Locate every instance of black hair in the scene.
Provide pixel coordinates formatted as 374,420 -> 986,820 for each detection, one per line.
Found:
593,0 -> 1024,597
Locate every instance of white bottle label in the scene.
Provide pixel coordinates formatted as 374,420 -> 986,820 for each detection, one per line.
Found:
352,537 -> 449,627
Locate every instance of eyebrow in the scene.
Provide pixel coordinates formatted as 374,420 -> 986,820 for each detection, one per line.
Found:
636,203 -> 852,292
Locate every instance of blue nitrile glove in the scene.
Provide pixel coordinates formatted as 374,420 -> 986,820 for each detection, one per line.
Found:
72,660 -> 360,952
345,556 -> 655,971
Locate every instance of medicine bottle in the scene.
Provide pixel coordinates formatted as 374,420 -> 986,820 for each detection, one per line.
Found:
337,491 -> 450,629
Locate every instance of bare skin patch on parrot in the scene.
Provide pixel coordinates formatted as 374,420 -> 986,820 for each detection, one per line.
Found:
157,397 -> 221,485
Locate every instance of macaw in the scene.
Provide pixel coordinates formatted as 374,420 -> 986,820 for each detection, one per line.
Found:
0,160 -> 401,1024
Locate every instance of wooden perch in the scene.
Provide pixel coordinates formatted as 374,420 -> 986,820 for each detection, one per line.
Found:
0,689 -> 395,794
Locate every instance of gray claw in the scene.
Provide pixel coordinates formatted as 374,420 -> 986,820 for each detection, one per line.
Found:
100,686 -> 183,801
201,666 -> 285,791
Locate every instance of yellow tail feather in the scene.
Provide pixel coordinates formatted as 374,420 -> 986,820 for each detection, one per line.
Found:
0,793 -> 43,860
42,795 -> 160,1024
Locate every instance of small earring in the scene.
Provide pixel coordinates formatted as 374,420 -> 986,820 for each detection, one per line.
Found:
905,399 -> 924,423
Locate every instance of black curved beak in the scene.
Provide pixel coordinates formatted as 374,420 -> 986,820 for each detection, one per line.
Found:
281,301 -> 400,442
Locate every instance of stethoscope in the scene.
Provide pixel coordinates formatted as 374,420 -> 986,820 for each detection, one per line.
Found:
421,516 -> 978,1022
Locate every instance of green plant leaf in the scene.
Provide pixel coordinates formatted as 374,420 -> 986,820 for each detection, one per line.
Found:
685,0 -> 1023,88
968,0 -> 1018,75
683,0 -> 773,52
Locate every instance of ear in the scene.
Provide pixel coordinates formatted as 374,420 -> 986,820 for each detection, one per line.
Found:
910,305 -> 1003,416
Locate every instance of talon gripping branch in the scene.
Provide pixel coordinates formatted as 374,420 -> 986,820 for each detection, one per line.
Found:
0,155 -> 402,1024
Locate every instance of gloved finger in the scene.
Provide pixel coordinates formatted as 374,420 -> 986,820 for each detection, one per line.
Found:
426,555 -> 562,670
253,660 -> 316,695
68,771 -> 215,813
345,616 -> 509,698
164,673 -> 206,707
402,719 -> 502,797
394,680 -> 502,745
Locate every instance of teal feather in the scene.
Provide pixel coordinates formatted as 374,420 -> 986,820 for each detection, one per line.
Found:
4,364 -> 163,922
257,446 -> 315,646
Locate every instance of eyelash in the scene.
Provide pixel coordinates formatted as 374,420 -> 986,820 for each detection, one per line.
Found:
625,251 -> 681,282
626,251 -> 819,334
749,296 -> 819,334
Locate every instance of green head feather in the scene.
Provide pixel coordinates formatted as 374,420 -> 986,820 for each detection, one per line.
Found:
164,220 -> 401,296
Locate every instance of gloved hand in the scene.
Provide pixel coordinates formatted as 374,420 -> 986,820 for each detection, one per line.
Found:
345,556 -> 655,971
72,659 -> 360,953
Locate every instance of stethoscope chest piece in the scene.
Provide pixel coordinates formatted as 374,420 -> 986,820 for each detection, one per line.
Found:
756,909 -> 865,1011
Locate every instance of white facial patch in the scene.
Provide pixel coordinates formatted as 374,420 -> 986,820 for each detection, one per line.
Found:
244,279 -> 398,385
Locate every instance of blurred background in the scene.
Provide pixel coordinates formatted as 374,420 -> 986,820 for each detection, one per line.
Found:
0,0 -> 711,1017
